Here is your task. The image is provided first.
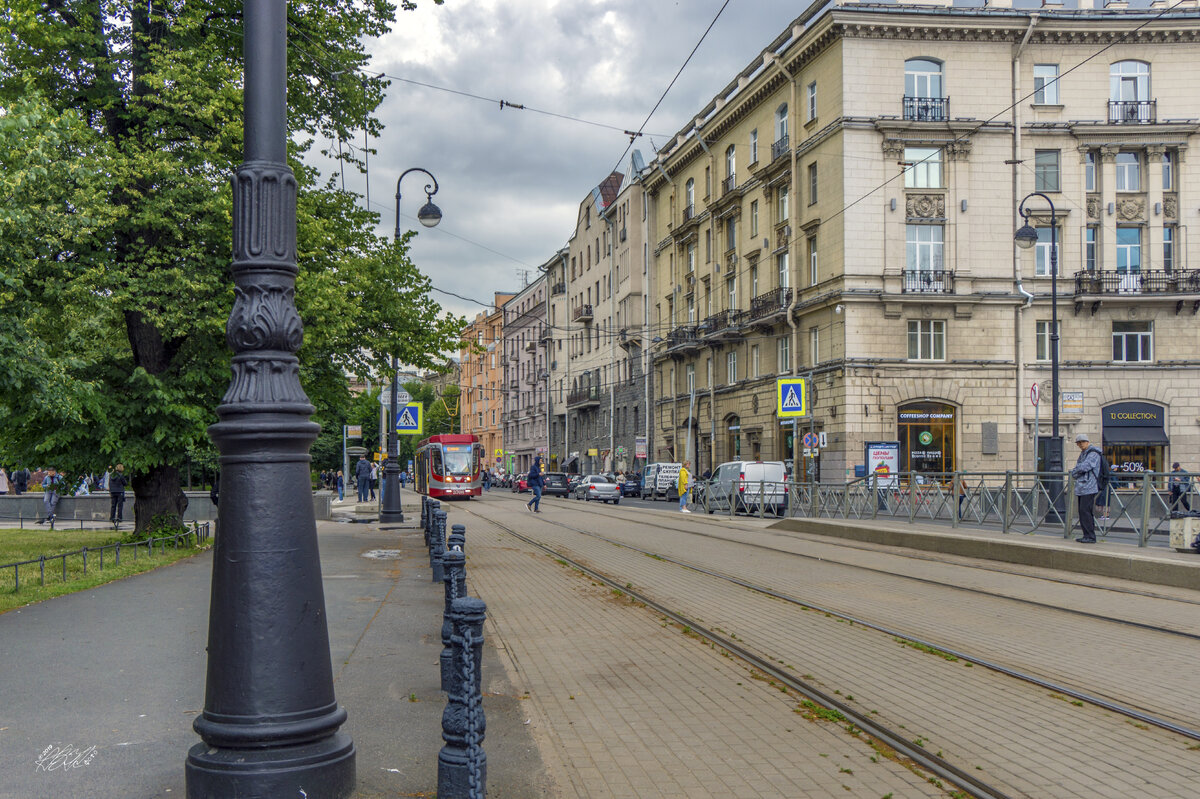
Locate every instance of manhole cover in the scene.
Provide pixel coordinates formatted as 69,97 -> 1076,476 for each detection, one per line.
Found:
362,549 -> 402,560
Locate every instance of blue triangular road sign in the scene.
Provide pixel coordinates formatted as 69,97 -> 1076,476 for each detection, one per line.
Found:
782,387 -> 802,410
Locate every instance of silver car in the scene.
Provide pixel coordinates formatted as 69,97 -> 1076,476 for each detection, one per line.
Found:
573,474 -> 622,504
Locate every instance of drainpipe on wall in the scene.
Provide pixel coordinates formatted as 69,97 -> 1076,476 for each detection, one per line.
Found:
1013,14 -> 1039,472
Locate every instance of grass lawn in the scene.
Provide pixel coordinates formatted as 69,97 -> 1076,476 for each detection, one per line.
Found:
0,527 -> 211,614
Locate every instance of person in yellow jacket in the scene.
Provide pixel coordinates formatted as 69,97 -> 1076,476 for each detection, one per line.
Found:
678,461 -> 691,513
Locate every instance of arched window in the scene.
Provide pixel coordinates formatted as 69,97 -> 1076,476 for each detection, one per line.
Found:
725,144 -> 736,179
685,178 -> 695,215
904,58 -> 946,121
774,104 -> 788,144
1110,60 -> 1151,122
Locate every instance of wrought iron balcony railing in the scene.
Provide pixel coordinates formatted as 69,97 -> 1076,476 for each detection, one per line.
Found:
903,96 -> 949,122
1108,99 -> 1156,124
771,135 -> 790,161
749,287 -> 794,321
901,269 -> 955,294
573,303 -> 593,322
1074,268 -> 1200,296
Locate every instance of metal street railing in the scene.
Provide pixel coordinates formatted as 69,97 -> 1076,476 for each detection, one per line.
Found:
689,471 -> 1192,547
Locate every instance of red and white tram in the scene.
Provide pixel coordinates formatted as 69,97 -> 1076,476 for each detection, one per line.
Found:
415,434 -> 483,499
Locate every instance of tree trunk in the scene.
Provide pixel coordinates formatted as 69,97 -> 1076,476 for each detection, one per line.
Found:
131,464 -> 188,534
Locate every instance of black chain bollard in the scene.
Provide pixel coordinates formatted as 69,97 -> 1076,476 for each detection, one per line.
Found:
420,496 -> 429,541
438,596 -> 487,799
426,499 -> 440,548
431,509 -> 447,583
440,548 -> 467,692
448,523 -> 466,555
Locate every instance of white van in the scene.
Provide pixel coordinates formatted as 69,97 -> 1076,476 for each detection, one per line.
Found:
706,461 -> 788,515
644,462 -> 682,500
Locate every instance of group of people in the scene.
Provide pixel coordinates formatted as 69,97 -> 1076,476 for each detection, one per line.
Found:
0,464 -> 131,524
317,468 -> 346,501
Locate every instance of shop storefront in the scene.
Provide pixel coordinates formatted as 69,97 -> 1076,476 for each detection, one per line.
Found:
1101,401 -> 1167,482
897,401 -> 957,476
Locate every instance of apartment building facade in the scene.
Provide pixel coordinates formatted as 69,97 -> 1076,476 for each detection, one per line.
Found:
646,0 -> 1200,481
502,276 -> 550,475
459,293 -> 514,471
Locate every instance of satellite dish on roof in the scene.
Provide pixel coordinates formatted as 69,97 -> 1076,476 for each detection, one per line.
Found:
631,150 -> 646,174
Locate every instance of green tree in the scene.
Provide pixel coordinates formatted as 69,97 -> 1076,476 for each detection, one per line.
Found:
0,1 -> 459,532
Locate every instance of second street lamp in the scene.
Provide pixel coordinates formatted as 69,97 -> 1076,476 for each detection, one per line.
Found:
380,168 -> 441,525
1014,191 -> 1064,515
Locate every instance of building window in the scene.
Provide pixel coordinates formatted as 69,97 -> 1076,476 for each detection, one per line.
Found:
685,178 -> 694,215
750,263 -> 758,295
1034,150 -> 1060,192
807,81 -> 817,121
749,129 -> 758,164
1162,150 -> 1174,191
807,236 -> 818,286
905,58 -> 943,98
750,200 -> 759,237
1112,321 -> 1152,362
1164,225 -> 1176,272
775,103 -> 788,144
903,147 -> 942,189
1085,225 -> 1098,272
777,251 -> 789,289
905,224 -> 944,273
1116,226 -> 1141,273
687,294 -> 695,323
809,327 -> 819,366
907,320 -> 945,361
751,344 -> 760,378
1115,152 -> 1140,192
778,335 -> 790,372
725,145 -> 736,183
1085,151 -> 1096,192
1034,227 -> 1059,277
807,162 -> 818,205
704,229 -> 712,263
727,350 -> 738,384
726,275 -> 736,309
1033,64 -> 1060,104
686,242 -> 696,273
1110,60 -> 1150,103
777,186 -> 789,223
686,364 -> 695,393
725,217 -> 736,253
1035,320 -> 1059,362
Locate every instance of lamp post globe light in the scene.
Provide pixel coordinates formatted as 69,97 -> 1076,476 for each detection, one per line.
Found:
1014,192 -> 1064,502
380,168 -> 441,525
186,1 -> 354,795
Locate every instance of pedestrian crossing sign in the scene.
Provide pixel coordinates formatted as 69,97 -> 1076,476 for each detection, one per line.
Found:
776,377 -> 809,418
395,402 -> 423,435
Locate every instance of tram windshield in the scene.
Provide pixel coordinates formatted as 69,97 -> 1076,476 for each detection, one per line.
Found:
443,445 -> 474,475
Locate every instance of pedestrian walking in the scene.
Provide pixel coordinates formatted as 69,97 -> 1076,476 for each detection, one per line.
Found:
369,461 -> 378,501
40,466 -> 63,523
12,465 -> 29,495
482,469 -> 490,491
335,470 -> 344,501
526,456 -> 544,512
355,455 -> 371,502
1169,462 -> 1192,512
1069,434 -> 1102,544
678,461 -> 692,513
108,464 -> 130,523
0,466 -> 8,495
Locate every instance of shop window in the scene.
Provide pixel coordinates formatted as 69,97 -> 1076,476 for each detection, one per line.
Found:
897,401 -> 956,476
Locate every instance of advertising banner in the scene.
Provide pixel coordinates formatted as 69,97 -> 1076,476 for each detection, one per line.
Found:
864,441 -> 900,489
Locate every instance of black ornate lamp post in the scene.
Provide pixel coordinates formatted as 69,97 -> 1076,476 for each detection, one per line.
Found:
186,2 -> 355,796
380,169 -> 441,524
1015,192 -> 1064,510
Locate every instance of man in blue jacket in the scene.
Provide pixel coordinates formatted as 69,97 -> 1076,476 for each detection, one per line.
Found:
1069,433 -> 1102,544
526,456 -> 544,513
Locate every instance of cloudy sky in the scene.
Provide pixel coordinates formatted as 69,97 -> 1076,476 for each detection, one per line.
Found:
331,0 -> 819,323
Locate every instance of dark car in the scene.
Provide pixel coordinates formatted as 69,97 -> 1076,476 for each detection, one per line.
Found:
542,472 -> 571,498
621,475 -> 642,497
566,474 -> 583,493
510,476 -> 528,493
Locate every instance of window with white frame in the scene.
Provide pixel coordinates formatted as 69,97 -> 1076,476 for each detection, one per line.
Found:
809,327 -> 820,366
1112,321 -> 1152,362
1033,64 -> 1059,104
1034,227 -> 1059,277
905,224 -> 944,273
907,320 -> 945,360
808,236 -> 818,286
778,335 -> 790,372
749,129 -> 758,164
686,364 -> 695,393
727,275 -> 736,309
1035,320 -> 1060,362
726,216 -> 736,252
775,103 -> 788,143
808,162 -> 818,204
750,263 -> 759,295
686,242 -> 695,273
1115,152 -> 1140,191
903,146 -> 942,189
727,350 -> 738,384
777,251 -> 789,288
1116,226 -> 1141,273
1164,225 -> 1176,272
685,178 -> 694,214
1162,150 -> 1174,191
807,81 -> 817,121
1110,60 -> 1149,102
1085,151 -> 1096,192
1034,150 -> 1060,192
777,186 -> 789,223
750,200 -> 759,237
1085,225 -> 1098,271
725,144 -> 735,182
751,344 -> 760,378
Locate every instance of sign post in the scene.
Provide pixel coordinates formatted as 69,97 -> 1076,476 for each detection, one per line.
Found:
1031,382 -> 1041,472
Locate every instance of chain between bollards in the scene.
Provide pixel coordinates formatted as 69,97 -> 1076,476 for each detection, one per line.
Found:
431,510 -> 447,583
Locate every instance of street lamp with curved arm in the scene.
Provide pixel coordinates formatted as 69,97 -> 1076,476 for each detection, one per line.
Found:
395,167 -> 442,239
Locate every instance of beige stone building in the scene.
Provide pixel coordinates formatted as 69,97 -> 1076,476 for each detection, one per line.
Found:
646,0 -> 1200,481
502,275 -> 550,475
459,293 -> 514,471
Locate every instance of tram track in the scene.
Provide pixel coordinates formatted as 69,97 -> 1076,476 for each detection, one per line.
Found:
462,500 -> 1200,747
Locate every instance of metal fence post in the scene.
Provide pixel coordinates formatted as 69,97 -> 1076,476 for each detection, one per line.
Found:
1139,472 -> 1152,547
1002,471 -> 1013,534
1064,472 -> 1076,537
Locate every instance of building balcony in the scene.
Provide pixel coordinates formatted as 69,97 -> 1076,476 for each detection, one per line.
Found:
747,287 -> 794,326
567,386 -> 600,408
1108,99 -> 1156,124
540,328 -> 553,344
771,135 -> 790,162
1074,269 -> 1200,313
525,339 -> 537,353
699,309 -> 745,340
665,324 -> 701,354
721,174 -> 737,196
573,303 -> 593,323
901,269 -> 955,294
551,281 -> 566,296
682,204 -> 695,223
902,95 -> 949,122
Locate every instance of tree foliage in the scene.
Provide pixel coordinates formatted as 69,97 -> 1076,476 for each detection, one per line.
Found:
0,0 -> 460,530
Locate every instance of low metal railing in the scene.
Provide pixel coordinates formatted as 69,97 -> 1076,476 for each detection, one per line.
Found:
688,471 -> 1192,547
1,522 -> 212,592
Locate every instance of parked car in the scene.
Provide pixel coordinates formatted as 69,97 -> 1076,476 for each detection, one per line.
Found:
621,474 -> 642,497
705,461 -> 788,515
542,472 -> 571,498
511,476 -> 528,493
567,474 -> 584,493
573,474 -> 622,503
